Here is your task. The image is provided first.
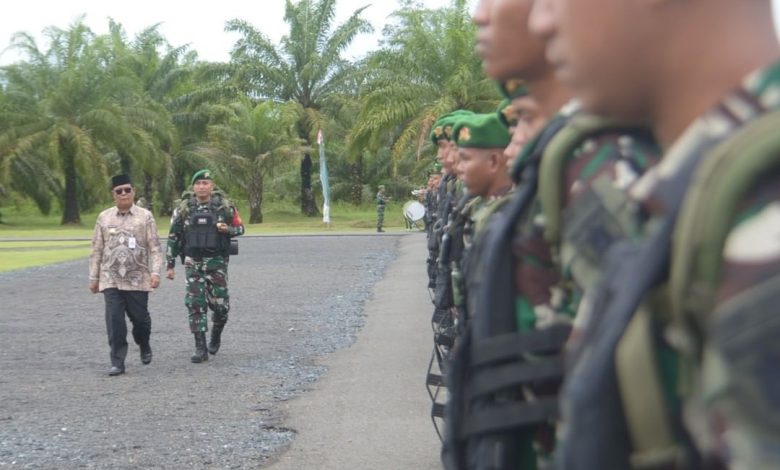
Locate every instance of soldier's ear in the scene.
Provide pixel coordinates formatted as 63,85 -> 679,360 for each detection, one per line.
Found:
488,151 -> 502,170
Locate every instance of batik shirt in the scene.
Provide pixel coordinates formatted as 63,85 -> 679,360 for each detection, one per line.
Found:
89,204 -> 163,292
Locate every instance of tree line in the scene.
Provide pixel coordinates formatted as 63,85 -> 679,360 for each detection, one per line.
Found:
0,0 -> 499,225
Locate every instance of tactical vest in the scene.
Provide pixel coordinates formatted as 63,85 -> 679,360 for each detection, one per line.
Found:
461,192 -> 512,324
557,104 -> 780,469
443,114 -> 570,470
182,194 -> 231,258
433,176 -> 462,310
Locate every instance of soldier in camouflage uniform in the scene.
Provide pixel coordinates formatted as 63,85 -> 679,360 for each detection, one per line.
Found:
424,169 -> 442,235
442,0 -> 662,468
426,111 -> 475,439
166,169 -> 244,363
532,0 -> 780,467
451,113 -> 513,322
375,185 -> 389,232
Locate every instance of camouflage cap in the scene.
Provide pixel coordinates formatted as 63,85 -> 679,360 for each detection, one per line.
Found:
190,169 -> 213,186
453,113 -> 511,149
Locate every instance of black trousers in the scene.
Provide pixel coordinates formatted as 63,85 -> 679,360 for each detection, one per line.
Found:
103,288 -> 151,368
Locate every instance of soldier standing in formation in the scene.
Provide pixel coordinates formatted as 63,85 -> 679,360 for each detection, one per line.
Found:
530,0 -> 780,467
166,169 -> 245,363
376,185 -> 389,233
441,0 -> 660,468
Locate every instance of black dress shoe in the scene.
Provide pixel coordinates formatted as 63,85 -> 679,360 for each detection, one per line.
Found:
140,343 -> 152,365
109,366 -> 125,376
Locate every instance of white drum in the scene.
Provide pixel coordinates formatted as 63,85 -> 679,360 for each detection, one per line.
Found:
403,201 -> 426,222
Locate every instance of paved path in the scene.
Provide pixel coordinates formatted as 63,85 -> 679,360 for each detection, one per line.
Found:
0,235 -> 405,468
268,233 -> 442,469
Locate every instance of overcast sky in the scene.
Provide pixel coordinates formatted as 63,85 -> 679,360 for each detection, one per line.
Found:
1,0 -> 778,66
0,0 -> 466,65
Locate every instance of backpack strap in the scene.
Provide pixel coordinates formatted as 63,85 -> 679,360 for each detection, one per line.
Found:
670,109 -> 780,340
618,110 -> 780,469
538,114 -> 648,248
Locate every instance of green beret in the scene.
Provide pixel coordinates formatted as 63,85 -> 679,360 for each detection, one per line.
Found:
453,113 -> 511,149
191,169 -> 213,185
496,79 -> 528,100
430,110 -> 474,145
496,99 -> 517,128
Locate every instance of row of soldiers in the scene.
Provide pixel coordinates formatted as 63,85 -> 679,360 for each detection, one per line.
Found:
421,0 -> 780,469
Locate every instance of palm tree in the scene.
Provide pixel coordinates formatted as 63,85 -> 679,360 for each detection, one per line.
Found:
199,99 -> 300,223
226,0 -> 372,216
348,0 -> 499,176
107,21 -> 191,212
0,19 -> 177,224
0,22 -> 114,224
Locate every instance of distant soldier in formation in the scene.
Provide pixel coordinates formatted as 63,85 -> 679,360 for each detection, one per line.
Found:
166,169 -> 244,363
376,185 -> 389,232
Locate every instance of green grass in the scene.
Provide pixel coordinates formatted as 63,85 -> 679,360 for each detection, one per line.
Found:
0,199 -> 419,272
0,248 -> 92,272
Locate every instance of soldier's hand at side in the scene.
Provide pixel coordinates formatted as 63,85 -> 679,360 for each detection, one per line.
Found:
217,222 -> 228,233
151,274 -> 161,289
166,268 -> 175,280
89,280 -> 99,294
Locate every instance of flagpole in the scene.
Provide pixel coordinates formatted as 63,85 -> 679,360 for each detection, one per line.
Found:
318,129 -> 331,227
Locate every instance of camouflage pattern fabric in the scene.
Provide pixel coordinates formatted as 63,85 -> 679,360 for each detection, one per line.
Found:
627,62 -> 780,467
454,111 -> 660,467
184,256 -> 229,333
166,191 -> 244,335
556,62 -> 780,469
376,191 -> 387,229
376,205 -> 385,229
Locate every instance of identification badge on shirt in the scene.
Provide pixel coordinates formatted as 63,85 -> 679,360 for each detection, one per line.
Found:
128,236 -> 137,250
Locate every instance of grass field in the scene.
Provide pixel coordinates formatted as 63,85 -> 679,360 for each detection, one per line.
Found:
0,199 -> 418,273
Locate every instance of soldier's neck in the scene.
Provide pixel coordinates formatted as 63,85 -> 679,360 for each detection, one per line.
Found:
196,195 -> 211,204
650,5 -> 780,148
526,73 -> 571,119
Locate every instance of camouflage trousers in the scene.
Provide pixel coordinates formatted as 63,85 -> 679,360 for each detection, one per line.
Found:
376,204 -> 385,229
184,256 -> 230,333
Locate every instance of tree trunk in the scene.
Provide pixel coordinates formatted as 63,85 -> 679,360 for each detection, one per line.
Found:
249,169 -> 263,224
143,172 -> 154,213
60,145 -> 81,225
300,153 -> 319,216
350,154 -> 363,206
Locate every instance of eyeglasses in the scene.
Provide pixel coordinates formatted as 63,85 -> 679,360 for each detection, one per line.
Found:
114,187 -> 133,195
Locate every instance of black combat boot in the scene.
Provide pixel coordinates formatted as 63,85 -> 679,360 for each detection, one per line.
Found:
140,341 -> 152,364
208,324 -> 224,355
191,332 -> 208,363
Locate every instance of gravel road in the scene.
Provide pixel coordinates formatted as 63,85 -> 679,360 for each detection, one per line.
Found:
0,234 -> 400,469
